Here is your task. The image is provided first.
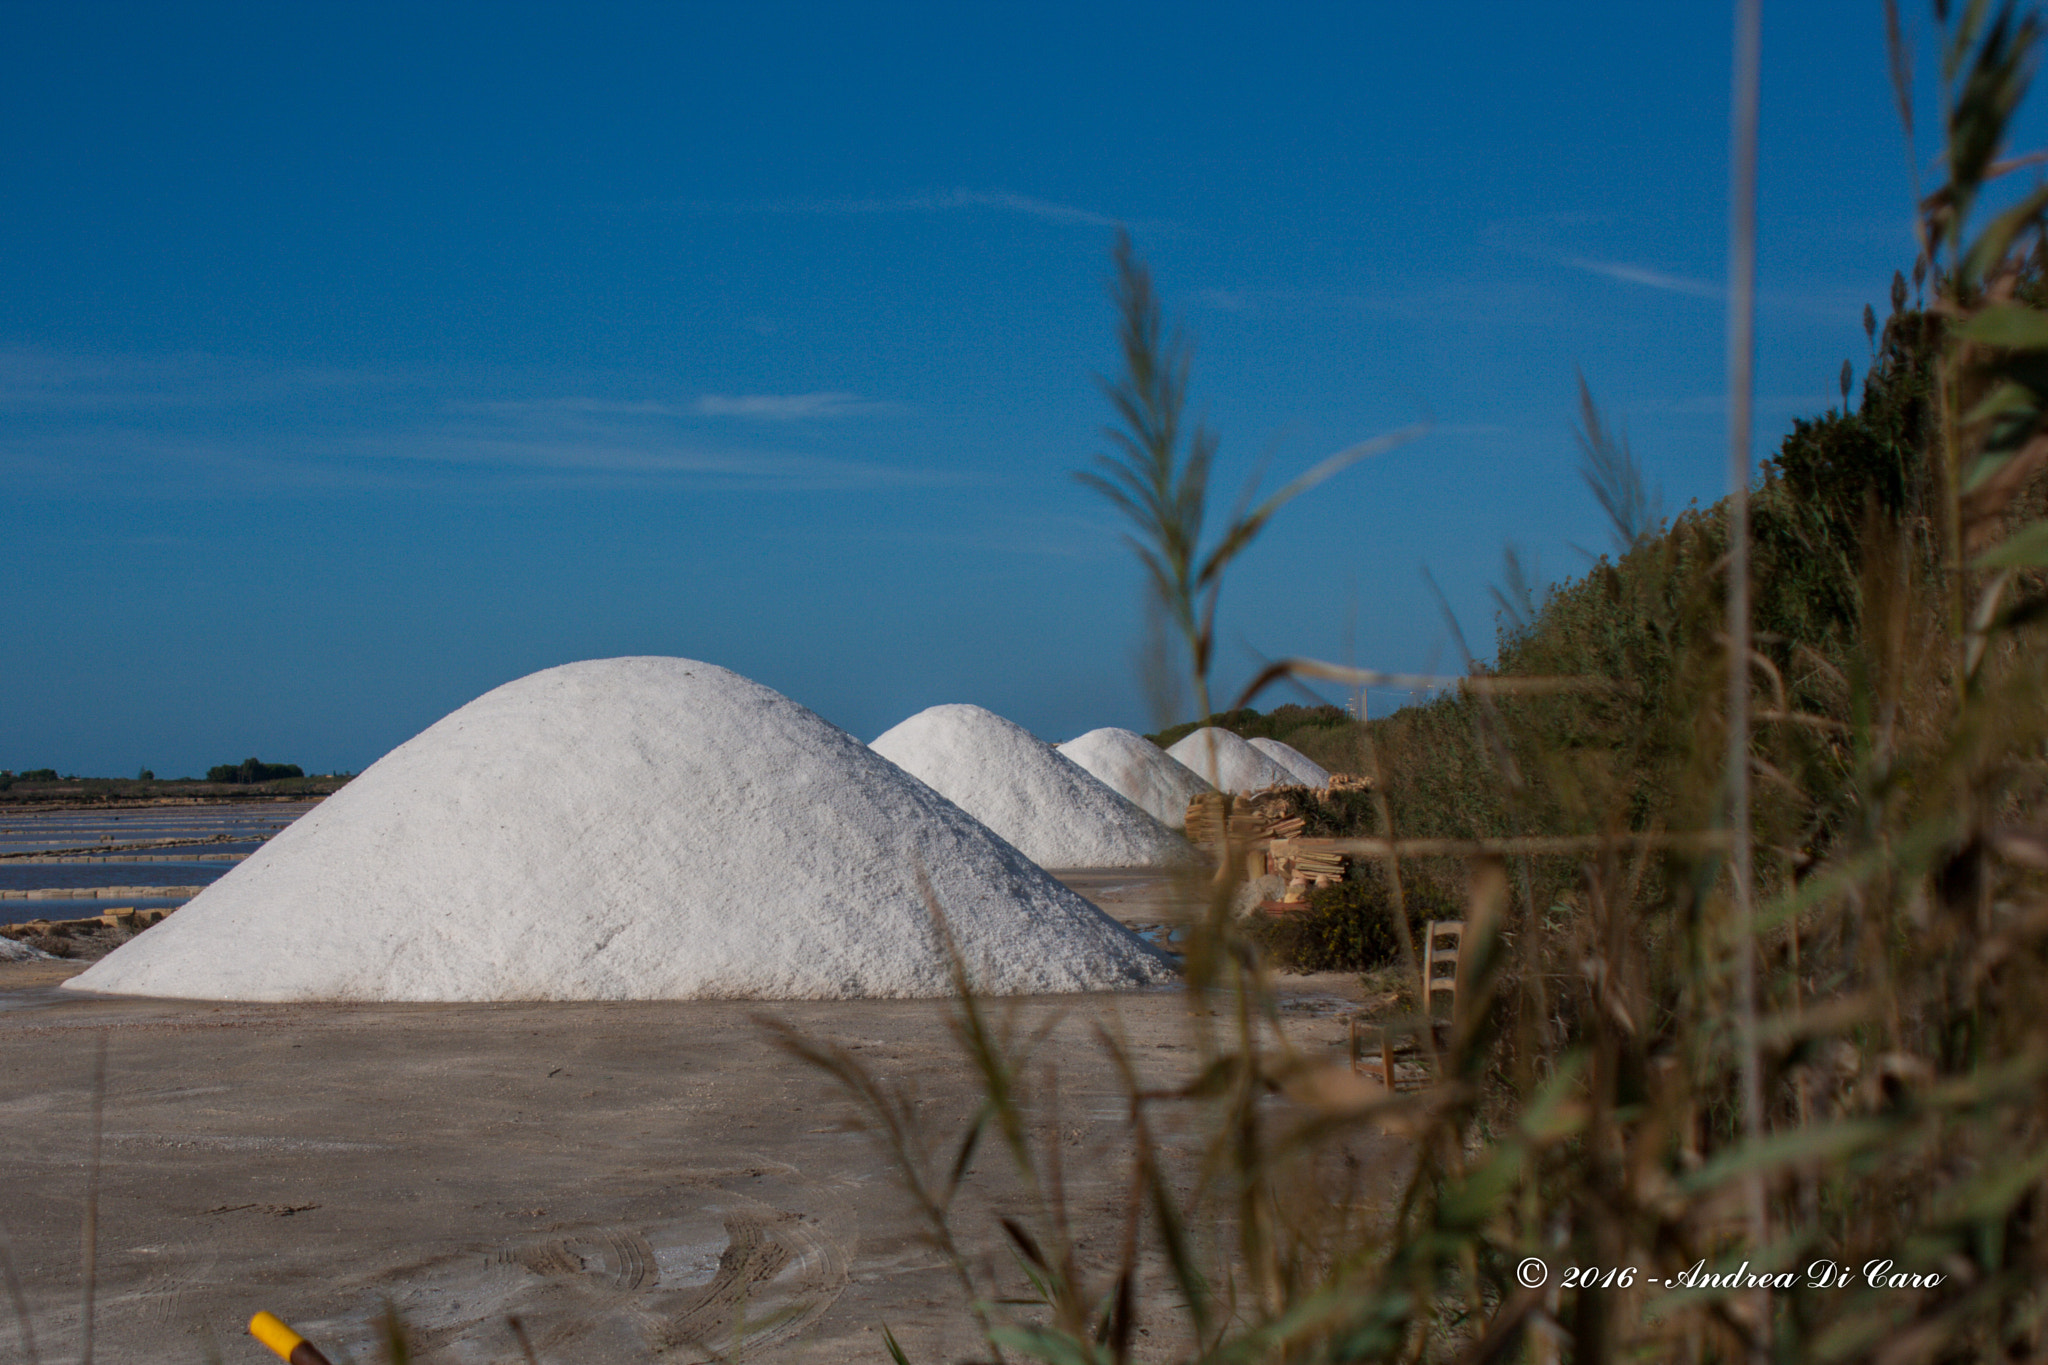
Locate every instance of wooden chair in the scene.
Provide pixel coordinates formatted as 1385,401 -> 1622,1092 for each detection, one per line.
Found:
1422,920 -> 1464,1015
1349,919 -> 1467,1092
1349,1015 -> 1402,1090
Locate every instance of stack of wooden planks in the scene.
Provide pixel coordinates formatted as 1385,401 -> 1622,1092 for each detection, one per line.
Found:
1265,838 -> 1350,901
1184,792 -> 1279,846
1289,846 -> 1348,884
1185,787 -> 1355,907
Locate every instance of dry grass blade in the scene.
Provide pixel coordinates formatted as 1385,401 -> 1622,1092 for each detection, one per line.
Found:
1229,656 -> 1611,708
507,1314 -> 540,1365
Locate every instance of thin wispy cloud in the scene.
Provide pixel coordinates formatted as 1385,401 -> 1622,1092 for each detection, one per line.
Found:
1478,216 -> 1725,301
461,397 -> 697,418
458,392 -> 899,422
1,425 -> 964,495
356,430 -> 943,488
672,187 -> 1135,230
1560,256 -> 1722,298
764,510 -> 1120,560
0,355 -> 953,496
0,347 -> 380,411
694,391 -> 893,419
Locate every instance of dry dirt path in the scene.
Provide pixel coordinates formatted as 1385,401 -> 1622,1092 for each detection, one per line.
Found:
0,877 -> 1383,1364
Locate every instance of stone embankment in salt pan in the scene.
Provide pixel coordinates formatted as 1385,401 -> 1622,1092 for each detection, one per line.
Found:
1249,737 -> 1333,787
67,659 -> 1175,1002
1165,727 -> 1297,793
872,705 -> 1198,869
1056,728 -> 1214,830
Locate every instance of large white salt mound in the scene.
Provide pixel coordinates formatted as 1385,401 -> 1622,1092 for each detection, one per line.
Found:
1165,728 -> 1297,794
1056,728 -> 1214,830
67,659 -> 1174,1003
1249,738 -> 1334,787
872,706 -> 1198,869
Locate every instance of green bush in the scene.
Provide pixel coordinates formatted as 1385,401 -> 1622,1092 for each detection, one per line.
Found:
1245,869 -> 1459,973
206,757 -> 304,784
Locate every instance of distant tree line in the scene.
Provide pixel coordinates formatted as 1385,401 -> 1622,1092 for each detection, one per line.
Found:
207,757 -> 304,784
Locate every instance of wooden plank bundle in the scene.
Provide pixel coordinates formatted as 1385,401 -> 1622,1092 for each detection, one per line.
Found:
1184,784 -> 1356,906
1183,792 -> 1275,846
1265,837 -> 1350,900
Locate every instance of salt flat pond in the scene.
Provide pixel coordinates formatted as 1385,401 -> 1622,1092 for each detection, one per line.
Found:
0,801 -> 315,926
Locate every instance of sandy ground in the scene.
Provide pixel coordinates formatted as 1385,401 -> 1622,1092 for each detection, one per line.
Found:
0,875 -> 1391,1365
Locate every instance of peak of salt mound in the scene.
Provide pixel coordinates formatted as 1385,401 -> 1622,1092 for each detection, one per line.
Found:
1164,728 -> 1297,794
1056,728 -> 1214,830
871,706 -> 1197,869
1249,738 -> 1333,787
67,659 -> 1173,1002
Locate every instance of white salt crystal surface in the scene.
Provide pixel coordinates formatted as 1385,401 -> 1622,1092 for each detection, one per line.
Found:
0,935 -> 52,962
1164,728 -> 1297,794
1056,728 -> 1214,830
67,659 -> 1174,1002
1248,738 -> 1333,787
871,706 -> 1197,869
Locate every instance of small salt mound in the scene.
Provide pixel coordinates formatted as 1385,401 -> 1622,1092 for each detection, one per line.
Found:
1165,728 -> 1297,793
67,659 -> 1173,1002
1056,728 -> 1214,830
872,706 -> 1197,869
0,936 -> 53,962
1249,738 -> 1333,787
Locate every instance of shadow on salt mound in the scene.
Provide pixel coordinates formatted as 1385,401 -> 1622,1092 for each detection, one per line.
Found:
1056,728 -> 1214,830
871,705 -> 1199,869
65,659 -> 1175,1003
1248,737 -> 1333,787
1164,728 -> 1296,794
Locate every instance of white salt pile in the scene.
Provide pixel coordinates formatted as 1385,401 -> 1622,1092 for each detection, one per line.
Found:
1165,727 -> 1297,794
1249,737 -> 1333,787
0,935 -> 52,962
67,658 -> 1174,1002
872,705 -> 1198,869
1056,728 -> 1214,830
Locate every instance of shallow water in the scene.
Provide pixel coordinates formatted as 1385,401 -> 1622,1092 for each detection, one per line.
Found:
2,895 -> 195,926
0,800 -> 315,855
0,860 -> 232,892
0,800 -> 314,923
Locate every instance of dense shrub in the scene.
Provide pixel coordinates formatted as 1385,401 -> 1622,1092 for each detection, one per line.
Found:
207,757 -> 304,784
1245,868 -> 1460,973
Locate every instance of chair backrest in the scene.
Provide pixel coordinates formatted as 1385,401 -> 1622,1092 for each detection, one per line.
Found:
1422,920 -> 1464,1007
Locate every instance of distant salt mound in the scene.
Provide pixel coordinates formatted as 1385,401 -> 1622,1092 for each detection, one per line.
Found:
1165,728 -> 1296,794
1056,728 -> 1214,830
0,936 -> 53,963
872,706 -> 1197,869
1249,738 -> 1333,787
67,659 -> 1174,1002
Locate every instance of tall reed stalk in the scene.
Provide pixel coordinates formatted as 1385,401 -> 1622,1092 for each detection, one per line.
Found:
779,5 -> 2048,1361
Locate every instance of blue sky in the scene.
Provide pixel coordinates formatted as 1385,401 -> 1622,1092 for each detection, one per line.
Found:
1,2 -> 2016,776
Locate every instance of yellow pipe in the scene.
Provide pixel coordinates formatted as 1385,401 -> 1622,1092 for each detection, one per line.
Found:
249,1311 -> 334,1365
